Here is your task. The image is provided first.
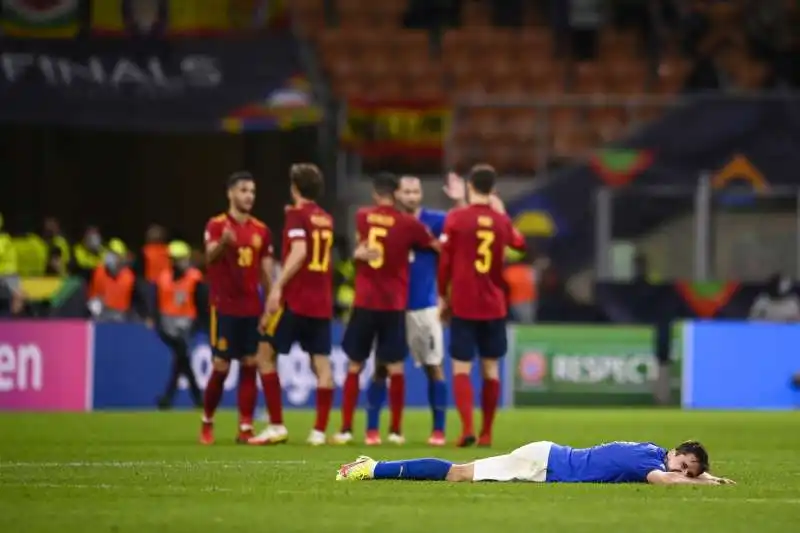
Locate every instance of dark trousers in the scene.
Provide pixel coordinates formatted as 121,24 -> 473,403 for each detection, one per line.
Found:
158,331 -> 202,407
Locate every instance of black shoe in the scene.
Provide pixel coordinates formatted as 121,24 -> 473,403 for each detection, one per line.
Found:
156,396 -> 172,410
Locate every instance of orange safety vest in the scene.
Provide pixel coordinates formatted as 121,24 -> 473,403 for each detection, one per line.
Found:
142,243 -> 170,283
503,264 -> 537,305
89,266 -> 135,312
157,268 -> 203,319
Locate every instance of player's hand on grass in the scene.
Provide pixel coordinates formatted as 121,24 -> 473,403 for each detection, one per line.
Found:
714,477 -> 736,485
443,172 -> 466,203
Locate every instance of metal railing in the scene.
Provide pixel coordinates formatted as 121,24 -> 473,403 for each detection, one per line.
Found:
595,180 -> 800,281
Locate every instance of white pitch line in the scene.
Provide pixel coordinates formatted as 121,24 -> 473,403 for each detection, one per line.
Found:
1,482 -> 234,493
0,460 -> 307,468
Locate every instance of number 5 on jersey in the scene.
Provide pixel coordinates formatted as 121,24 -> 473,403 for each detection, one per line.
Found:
309,229 -> 333,272
367,226 -> 387,269
475,230 -> 495,273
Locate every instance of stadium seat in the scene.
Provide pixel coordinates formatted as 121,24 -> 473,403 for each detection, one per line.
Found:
607,59 -> 651,94
461,1 -> 489,27
486,143 -> 516,173
517,28 -> 555,59
656,58 -> 691,94
599,30 -> 641,60
571,61 -> 609,95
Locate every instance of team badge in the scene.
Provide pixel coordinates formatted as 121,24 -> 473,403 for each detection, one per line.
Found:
251,234 -> 262,249
217,337 -> 228,351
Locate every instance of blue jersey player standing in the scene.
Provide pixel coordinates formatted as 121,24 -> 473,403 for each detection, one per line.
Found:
335,439 -> 737,485
364,175 -> 449,446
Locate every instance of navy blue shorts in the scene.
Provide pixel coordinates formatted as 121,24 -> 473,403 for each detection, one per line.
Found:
210,308 -> 259,360
261,306 -> 332,356
449,317 -> 508,361
343,307 -> 406,364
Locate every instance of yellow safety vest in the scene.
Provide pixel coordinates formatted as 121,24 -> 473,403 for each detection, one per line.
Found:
73,243 -> 105,270
0,233 -> 17,276
13,234 -> 48,276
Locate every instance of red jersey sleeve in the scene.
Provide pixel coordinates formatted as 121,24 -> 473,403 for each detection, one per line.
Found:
505,215 -> 526,251
408,215 -> 437,249
204,218 -> 222,247
260,226 -> 274,258
437,213 -> 455,297
284,209 -> 307,243
354,209 -> 368,244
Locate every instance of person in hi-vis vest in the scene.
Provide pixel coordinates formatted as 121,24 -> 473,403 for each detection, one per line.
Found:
87,238 -> 146,321
149,240 -> 204,409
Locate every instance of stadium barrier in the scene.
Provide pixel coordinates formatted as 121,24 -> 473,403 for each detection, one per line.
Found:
0,321 -> 505,411
682,321 -> 800,409
3,320 -> 796,411
508,324 -> 682,406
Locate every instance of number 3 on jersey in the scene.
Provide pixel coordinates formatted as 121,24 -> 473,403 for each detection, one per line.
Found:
367,226 -> 387,269
309,229 -> 333,272
475,230 -> 495,273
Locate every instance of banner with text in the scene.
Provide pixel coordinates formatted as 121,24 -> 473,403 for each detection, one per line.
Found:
0,320 -> 92,411
92,322 -> 504,409
511,324 -> 681,406
91,0 -> 288,38
341,99 -> 450,159
0,37 -> 320,131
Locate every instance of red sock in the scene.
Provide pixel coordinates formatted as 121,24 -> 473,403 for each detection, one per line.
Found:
481,378 -> 500,437
389,373 -> 405,434
341,372 -> 360,432
314,387 -> 334,432
259,371 -> 283,425
238,365 -> 257,427
203,369 -> 228,421
453,373 -> 474,436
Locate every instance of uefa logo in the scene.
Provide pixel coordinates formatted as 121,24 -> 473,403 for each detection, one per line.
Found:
518,351 -> 546,385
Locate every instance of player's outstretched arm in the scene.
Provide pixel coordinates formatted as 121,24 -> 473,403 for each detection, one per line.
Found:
698,472 -> 736,485
646,470 -> 730,485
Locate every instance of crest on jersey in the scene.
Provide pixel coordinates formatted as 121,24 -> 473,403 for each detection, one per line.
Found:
251,234 -> 262,249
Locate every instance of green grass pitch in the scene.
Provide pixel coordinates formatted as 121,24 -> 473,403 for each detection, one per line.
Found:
1,409 -> 798,533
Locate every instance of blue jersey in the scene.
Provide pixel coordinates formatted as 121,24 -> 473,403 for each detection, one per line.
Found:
546,442 -> 667,483
407,208 -> 446,311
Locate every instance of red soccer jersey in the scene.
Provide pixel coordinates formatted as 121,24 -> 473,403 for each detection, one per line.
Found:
204,213 -> 273,317
354,205 -> 436,311
438,204 -> 525,320
281,202 -> 334,319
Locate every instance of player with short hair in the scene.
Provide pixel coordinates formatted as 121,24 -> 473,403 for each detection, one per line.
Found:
363,175 -> 447,446
249,163 -> 336,447
201,171 -> 273,445
330,172 -> 439,445
335,439 -> 736,485
438,164 -> 525,448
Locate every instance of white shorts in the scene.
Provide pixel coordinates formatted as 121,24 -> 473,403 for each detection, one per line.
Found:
472,441 -> 553,482
405,307 -> 444,367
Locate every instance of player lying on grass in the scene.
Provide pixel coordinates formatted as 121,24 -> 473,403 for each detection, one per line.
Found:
336,439 -> 736,485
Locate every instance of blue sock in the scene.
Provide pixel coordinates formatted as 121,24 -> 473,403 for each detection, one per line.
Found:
366,380 -> 386,431
431,380 -> 447,432
373,458 -> 453,480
